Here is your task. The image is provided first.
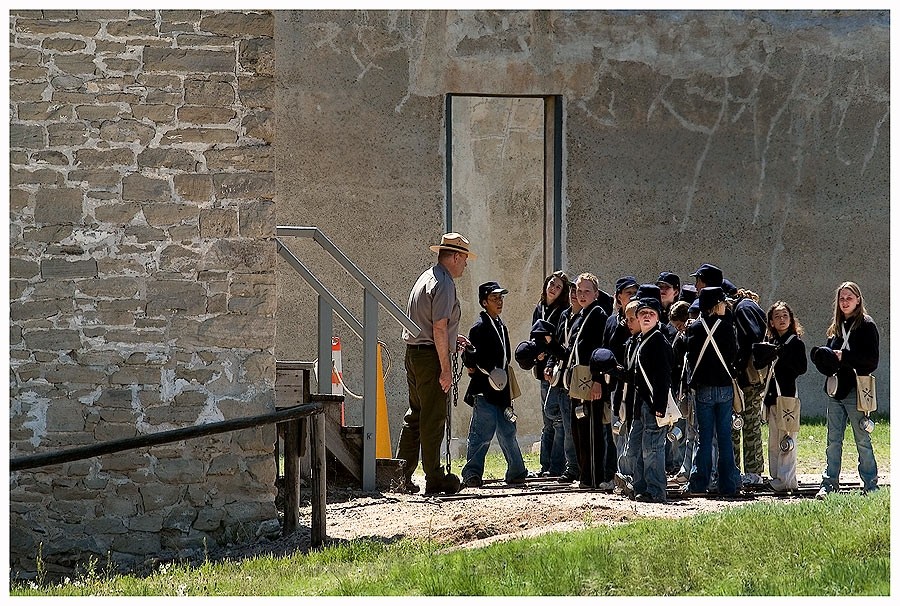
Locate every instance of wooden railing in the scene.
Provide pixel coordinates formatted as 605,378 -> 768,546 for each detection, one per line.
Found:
10,363 -> 341,547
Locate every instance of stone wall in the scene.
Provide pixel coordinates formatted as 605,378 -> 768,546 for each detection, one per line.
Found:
8,9 -> 277,578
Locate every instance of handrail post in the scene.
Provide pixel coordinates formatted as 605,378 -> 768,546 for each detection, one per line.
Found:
362,290 -> 378,491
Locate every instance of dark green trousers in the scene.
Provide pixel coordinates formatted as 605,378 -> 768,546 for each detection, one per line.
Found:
396,346 -> 450,482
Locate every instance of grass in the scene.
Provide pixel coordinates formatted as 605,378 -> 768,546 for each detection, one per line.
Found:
11,419 -> 891,596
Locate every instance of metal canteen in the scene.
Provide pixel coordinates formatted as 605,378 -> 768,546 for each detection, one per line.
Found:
731,413 -> 744,431
488,367 -> 508,391
503,406 -> 517,423
574,404 -> 586,420
667,425 -> 683,443
779,435 -> 795,452
859,416 -> 875,433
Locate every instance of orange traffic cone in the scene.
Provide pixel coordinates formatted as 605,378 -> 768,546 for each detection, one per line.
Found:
331,336 -> 345,425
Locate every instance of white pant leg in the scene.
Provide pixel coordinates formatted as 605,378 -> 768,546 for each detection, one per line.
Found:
767,406 -> 798,492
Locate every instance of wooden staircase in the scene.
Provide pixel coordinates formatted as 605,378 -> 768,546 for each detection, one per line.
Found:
276,360 -> 405,491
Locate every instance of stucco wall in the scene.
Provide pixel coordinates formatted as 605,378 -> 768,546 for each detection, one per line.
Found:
275,10 -> 890,452
8,9 -> 278,578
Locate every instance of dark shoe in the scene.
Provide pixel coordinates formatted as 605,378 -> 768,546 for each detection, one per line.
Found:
814,485 -> 831,500
863,485 -> 880,496
557,471 -> 578,484
425,473 -> 462,495
635,492 -> 666,503
578,481 -> 593,489
506,474 -> 528,485
403,477 -> 420,494
463,476 -> 483,488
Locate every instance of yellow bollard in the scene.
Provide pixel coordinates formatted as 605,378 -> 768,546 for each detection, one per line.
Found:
375,343 -> 392,458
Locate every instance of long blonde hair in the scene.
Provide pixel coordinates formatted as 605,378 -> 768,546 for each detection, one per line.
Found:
826,281 -> 868,337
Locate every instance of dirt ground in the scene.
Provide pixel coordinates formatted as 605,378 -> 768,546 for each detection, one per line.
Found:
210,470 -> 885,563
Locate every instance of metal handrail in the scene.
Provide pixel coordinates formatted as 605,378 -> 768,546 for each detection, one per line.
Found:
275,226 -> 418,335
275,226 -> 419,491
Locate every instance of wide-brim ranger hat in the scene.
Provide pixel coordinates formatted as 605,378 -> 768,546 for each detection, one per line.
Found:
430,232 -> 477,259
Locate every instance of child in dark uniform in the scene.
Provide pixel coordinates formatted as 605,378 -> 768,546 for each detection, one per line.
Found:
461,281 -> 528,487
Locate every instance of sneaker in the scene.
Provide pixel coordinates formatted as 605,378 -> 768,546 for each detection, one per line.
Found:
815,485 -> 831,500
596,480 -> 615,492
557,471 -> 579,484
672,472 -> 690,485
742,473 -> 764,486
463,476 -> 482,488
424,473 -> 462,495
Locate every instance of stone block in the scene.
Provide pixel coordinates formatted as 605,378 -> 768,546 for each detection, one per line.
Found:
201,239 -> 275,273
40,258 -> 97,279
124,225 -> 166,243
123,174 -> 171,202
94,201 -> 141,225
137,148 -> 198,171
43,364 -> 108,385
205,146 -> 272,172
173,174 -> 212,201
17,102 -> 72,121
112,531 -> 161,555
9,258 -> 39,279
155,458 -> 205,483
23,329 -> 82,351
141,202 -> 199,227
77,277 -> 143,299
242,109 -> 274,144
25,226 -> 74,244
34,187 -> 83,224
32,151 -> 69,166
9,82 -> 49,104
173,313 -> 274,350
99,119 -> 155,145
52,54 -> 98,76
15,20 -> 102,37
199,12 -> 273,37
158,244 -> 198,273
47,122 -> 89,147
46,400 -> 87,432
144,47 -> 234,73
239,199 -> 274,237
131,104 -> 176,122
237,75 -> 273,109
68,169 -> 122,189
145,279 -> 207,315
199,208 -> 238,237
9,65 -> 48,81
193,507 -> 224,531
175,34 -> 234,47
94,422 -> 138,441
212,172 -> 274,200
110,366 -> 162,385
168,224 -> 200,242
42,37 -> 88,52
139,483 -> 184,512
239,37 -> 274,76
160,10 -> 202,25
9,46 -> 43,65
27,280 -> 77,300
74,104 -> 124,121
184,79 -> 234,105
10,167 -> 63,187
10,300 -> 66,322
160,127 -> 237,146
177,106 -> 236,124
10,124 -> 46,149
75,147 -> 135,168
106,19 -> 159,38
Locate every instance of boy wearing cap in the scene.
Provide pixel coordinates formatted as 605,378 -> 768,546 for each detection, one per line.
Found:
685,286 -> 741,496
603,276 -> 639,460
626,297 -> 674,502
656,271 -> 681,324
460,282 -> 528,487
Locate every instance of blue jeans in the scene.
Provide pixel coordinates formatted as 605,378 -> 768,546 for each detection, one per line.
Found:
689,385 -> 740,494
822,391 -> 878,491
461,395 -> 527,482
630,400 -> 668,500
547,384 -> 580,475
539,380 -> 565,474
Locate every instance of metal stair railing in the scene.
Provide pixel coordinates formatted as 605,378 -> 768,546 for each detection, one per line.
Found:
275,226 -> 419,491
